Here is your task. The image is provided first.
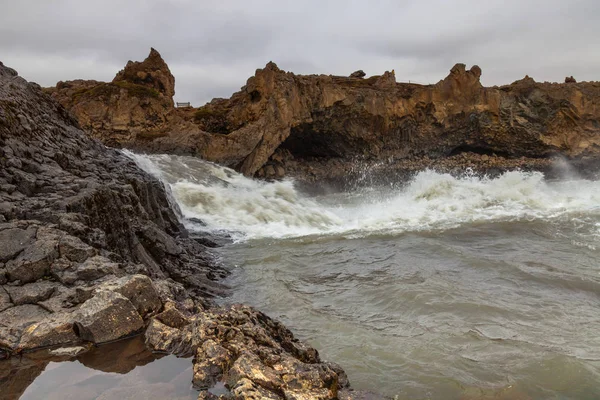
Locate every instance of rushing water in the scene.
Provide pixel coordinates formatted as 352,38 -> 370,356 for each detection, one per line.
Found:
126,151 -> 600,399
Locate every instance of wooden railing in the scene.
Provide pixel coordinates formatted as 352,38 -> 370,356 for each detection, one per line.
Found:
176,102 -> 191,108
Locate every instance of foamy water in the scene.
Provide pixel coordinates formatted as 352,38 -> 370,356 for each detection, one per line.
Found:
124,151 -> 600,241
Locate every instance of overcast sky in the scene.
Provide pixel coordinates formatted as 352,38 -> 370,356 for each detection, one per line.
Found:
1,0 -> 599,106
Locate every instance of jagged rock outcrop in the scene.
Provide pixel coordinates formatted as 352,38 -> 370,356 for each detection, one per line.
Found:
143,304 -> 378,399
45,48 -> 175,146
50,55 -> 600,184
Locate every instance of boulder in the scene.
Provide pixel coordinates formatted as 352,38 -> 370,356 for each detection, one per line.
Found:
96,274 -> 162,318
5,238 -> 59,283
73,291 -> 144,344
350,70 -> 366,78
17,313 -> 79,350
0,305 -> 50,350
193,339 -> 234,388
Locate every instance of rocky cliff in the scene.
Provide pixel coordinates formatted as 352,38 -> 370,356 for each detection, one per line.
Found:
45,48 -> 175,146
49,50 -> 600,184
1,62 -> 366,399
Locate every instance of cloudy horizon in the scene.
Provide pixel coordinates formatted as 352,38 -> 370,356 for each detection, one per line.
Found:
1,0 -> 599,106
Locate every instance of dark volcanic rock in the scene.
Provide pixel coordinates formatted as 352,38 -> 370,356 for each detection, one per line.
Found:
0,60 -> 226,355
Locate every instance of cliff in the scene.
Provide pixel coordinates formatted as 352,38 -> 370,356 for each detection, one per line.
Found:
45,48 -> 175,146
49,50 -> 600,184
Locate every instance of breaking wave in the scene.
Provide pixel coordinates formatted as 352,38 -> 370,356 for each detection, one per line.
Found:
124,151 -> 600,241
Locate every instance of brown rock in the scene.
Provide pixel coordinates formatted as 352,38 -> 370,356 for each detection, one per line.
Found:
155,301 -> 190,329
144,318 -> 195,357
350,70 -> 366,78
275,165 -> 285,178
113,47 -> 176,101
0,305 -> 50,351
194,339 -> 234,388
565,76 -> 577,83
17,313 -> 80,351
48,57 -> 600,186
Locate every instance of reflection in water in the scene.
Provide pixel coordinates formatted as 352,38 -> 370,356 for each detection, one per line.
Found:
0,337 -> 197,400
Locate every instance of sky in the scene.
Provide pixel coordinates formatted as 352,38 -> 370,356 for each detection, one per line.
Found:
1,0 -> 599,106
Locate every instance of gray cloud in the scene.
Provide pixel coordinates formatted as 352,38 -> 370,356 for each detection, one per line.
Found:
1,0 -> 599,105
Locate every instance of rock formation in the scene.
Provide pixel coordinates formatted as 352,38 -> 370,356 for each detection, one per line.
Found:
45,48 -> 175,146
48,50 -> 600,185
1,62 -> 372,399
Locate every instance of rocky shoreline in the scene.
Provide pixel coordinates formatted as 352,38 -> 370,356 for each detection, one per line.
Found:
0,63 -> 374,399
4,46 -> 600,399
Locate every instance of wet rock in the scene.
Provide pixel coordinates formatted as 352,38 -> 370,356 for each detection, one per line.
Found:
197,391 -> 222,400
264,165 -> 276,178
275,165 -> 285,178
74,291 -> 144,344
97,274 -> 162,318
230,378 -> 282,399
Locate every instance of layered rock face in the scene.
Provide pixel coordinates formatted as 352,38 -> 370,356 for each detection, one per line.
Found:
1,62 -> 367,399
45,48 -> 175,146
0,59 -> 223,354
49,53 -> 600,184
186,62 -> 600,182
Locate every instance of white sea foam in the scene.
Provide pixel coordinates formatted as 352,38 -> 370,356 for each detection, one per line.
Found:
123,151 -> 600,241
